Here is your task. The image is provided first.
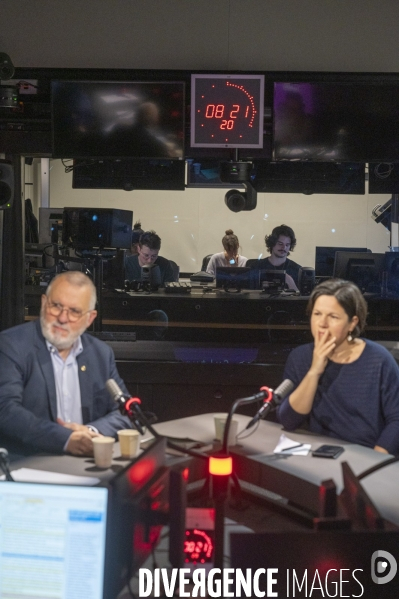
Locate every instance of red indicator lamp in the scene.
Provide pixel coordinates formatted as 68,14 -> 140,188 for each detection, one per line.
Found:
125,396 -> 141,412
260,386 -> 273,404
209,455 -> 232,476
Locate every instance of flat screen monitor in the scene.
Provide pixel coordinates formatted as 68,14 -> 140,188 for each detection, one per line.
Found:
215,266 -> 252,289
315,247 -> 370,277
105,437 -> 168,598
190,74 -> 265,149
259,269 -> 285,291
72,158 -> 185,191
273,81 -> 399,162
0,482 -> 108,599
333,251 -> 385,293
52,80 -> 185,159
252,161 -> 365,194
62,207 -> 133,250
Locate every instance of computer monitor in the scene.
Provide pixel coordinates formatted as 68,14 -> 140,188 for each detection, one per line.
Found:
62,208 -> 133,250
0,482 -> 108,599
333,251 -> 385,293
259,269 -> 285,292
105,437 -> 169,598
315,246 -> 370,277
215,266 -> 252,290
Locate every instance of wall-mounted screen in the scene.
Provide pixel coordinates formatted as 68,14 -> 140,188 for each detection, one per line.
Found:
273,82 -> 399,162
252,161 -> 365,194
191,74 -> 265,149
72,158 -> 185,190
52,80 -> 185,159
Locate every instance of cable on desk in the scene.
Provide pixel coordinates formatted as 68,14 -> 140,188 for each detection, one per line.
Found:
357,455 -> 399,480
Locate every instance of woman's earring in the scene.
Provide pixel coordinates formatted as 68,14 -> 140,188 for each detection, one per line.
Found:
347,331 -> 353,342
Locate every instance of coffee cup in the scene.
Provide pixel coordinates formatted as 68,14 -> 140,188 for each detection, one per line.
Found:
118,429 -> 140,459
92,436 -> 115,468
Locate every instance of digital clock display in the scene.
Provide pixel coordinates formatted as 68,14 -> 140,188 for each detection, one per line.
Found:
191,74 -> 265,148
184,528 -> 214,564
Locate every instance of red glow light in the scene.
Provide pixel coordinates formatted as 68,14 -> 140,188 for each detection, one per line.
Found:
209,455 -> 232,476
127,456 -> 157,487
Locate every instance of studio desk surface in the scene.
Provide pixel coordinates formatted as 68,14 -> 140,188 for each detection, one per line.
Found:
10,414 -> 399,530
24,286 -> 399,343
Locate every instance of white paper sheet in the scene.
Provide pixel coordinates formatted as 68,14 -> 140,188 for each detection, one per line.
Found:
273,433 -> 311,456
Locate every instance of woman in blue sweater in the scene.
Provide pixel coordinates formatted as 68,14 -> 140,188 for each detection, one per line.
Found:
277,279 -> 399,455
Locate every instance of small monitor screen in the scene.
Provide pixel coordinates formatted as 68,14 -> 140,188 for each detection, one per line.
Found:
333,251 -> 385,293
191,74 -> 265,149
259,269 -> 285,291
0,482 -> 108,599
315,247 -> 369,277
215,266 -> 252,289
52,80 -> 185,159
273,81 -> 399,162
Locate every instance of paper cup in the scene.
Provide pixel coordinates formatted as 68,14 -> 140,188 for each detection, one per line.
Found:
214,414 -> 239,446
92,436 -> 115,468
118,429 -> 140,459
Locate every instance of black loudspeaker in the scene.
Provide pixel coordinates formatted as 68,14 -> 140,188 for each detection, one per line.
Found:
0,160 -> 14,209
298,267 -> 315,296
0,53 -> 15,80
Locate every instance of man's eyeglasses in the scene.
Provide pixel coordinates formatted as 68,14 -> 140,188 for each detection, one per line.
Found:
46,300 -> 90,322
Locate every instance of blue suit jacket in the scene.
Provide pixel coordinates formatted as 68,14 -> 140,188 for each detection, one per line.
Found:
0,319 -> 132,457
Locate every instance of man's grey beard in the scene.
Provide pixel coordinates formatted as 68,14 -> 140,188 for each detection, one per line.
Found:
40,310 -> 87,351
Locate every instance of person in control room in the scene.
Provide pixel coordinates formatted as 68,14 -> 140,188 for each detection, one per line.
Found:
250,224 -> 301,290
0,271 -> 133,459
129,220 -> 144,256
206,229 -> 248,276
277,278 -> 399,455
125,230 -> 175,286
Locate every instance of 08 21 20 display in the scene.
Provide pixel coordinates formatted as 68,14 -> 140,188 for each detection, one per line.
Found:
190,74 -> 265,149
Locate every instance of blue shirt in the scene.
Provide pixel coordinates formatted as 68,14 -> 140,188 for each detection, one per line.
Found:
277,340 -> 399,455
46,337 -> 83,424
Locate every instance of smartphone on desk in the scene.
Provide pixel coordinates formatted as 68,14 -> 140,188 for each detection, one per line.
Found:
312,444 -> 344,459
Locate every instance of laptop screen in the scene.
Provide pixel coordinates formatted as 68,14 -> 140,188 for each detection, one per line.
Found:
0,482 -> 108,599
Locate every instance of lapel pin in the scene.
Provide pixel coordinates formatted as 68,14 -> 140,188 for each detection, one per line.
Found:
81,365 -> 86,371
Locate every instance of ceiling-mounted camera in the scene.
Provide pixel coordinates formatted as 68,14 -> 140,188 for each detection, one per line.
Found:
220,160 -> 257,212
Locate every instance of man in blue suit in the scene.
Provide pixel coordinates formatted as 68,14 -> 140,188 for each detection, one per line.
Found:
0,271 -> 132,458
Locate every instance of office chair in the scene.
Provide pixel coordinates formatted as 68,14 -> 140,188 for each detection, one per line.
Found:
201,254 -> 213,272
245,258 -> 260,269
168,260 -> 180,282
